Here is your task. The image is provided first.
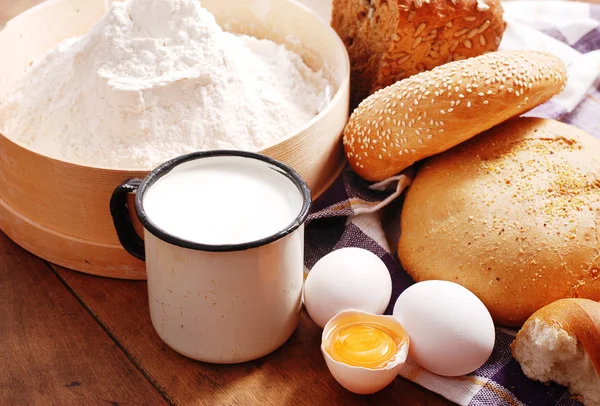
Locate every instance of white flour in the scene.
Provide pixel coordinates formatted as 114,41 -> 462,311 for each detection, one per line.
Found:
0,0 -> 332,169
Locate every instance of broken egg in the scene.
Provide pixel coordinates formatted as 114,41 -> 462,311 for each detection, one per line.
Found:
321,310 -> 410,395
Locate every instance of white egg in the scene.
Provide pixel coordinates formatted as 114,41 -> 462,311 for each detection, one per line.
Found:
393,280 -> 495,377
304,247 -> 392,328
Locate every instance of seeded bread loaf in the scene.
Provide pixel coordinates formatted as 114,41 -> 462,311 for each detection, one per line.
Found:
398,118 -> 600,327
343,50 -> 567,182
332,0 -> 506,106
512,299 -> 600,406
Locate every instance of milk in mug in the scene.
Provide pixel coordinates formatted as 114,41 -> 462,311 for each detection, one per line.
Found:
142,156 -> 304,245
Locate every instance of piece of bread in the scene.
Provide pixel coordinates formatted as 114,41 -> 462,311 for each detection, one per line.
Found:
331,0 -> 506,107
342,50 -> 567,182
511,299 -> 600,406
397,117 -> 600,326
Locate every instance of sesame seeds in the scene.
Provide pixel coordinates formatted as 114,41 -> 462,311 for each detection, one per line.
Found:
454,28 -> 469,37
397,54 -> 411,65
412,37 -> 423,49
480,20 -> 491,33
423,32 -> 437,42
414,22 -> 427,37
343,50 -> 567,177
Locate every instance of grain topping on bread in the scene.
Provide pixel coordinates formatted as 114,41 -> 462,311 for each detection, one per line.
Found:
332,0 -> 506,106
343,50 -> 567,182
398,118 -> 600,327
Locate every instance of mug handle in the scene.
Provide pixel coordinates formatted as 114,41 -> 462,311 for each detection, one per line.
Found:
110,179 -> 146,261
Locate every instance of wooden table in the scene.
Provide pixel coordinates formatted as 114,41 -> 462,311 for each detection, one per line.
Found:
1,230 -> 454,405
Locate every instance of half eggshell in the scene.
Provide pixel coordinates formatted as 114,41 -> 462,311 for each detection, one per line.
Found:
321,310 -> 410,395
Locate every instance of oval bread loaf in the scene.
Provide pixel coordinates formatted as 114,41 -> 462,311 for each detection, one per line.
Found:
398,117 -> 600,327
332,0 -> 506,107
343,50 -> 567,182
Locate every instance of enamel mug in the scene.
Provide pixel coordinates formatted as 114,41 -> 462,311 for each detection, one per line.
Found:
110,151 -> 311,363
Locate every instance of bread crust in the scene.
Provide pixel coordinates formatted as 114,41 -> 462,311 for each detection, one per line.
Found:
343,50 -> 567,182
398,118 -> 600,326
512,299 -> 600,376
332,0 -> 506,106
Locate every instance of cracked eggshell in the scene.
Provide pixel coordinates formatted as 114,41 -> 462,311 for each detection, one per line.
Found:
321,310 -> 410,395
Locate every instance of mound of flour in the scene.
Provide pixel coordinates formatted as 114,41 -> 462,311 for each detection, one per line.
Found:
0,0 -> 332,169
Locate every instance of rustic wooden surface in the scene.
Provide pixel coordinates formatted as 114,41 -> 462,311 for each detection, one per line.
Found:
53,264 -> 452,405
0,232 -> 167,405
0,232 -> 452,406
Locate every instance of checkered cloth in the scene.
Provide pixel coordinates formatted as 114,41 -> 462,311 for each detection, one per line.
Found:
303,1 -> 600,405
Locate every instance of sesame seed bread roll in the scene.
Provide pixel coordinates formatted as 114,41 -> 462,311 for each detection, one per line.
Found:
343,50 -> 567,182
511,299 -> 600,406
398,118 -> 600,327
332,0 -> 506,106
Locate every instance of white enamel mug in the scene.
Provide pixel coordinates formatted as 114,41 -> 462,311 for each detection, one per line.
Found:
110,151 -> 311,363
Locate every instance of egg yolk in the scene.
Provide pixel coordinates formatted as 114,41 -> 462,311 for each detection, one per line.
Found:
327,322 -> 403,369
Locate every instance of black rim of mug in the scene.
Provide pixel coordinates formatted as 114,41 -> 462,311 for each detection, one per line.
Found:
135,150 -> 312,252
